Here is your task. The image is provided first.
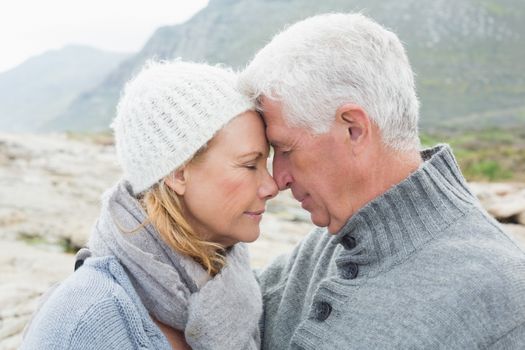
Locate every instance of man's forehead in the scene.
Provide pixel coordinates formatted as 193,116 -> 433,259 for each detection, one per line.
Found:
258,97 -> 298,141
259,97 -> 284,118
264,123 -> 280,140
262,120 -> 282,142
265,121 -> 298,148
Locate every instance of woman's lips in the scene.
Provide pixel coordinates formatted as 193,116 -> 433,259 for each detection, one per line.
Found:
244,210 -> 265,221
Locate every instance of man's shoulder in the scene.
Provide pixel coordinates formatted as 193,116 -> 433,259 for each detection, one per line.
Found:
405,213 -> 525,286
421,208 -> 525,273
326,229 -> 525,348
389,221 -> 525,332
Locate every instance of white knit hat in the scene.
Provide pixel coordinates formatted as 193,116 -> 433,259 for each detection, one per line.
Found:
111,60 -> 254,194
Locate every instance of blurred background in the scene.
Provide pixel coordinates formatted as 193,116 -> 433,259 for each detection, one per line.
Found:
1,0 -> 524,348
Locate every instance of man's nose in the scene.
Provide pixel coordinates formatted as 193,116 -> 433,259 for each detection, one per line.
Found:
272,156 -> 293,191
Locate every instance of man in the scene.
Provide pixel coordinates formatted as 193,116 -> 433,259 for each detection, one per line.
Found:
240,13 -> 525,349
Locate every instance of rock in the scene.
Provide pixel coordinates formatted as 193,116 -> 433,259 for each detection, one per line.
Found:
469,182 -> 525,200
1,133 -> 524,349
0,133 -> 121,246
0,132 -> 317,349
485,191 -> 525,220
469,182 -> 525,222
0,240 -> 74,349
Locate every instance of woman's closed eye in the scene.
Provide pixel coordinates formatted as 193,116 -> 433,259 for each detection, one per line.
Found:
237,151 -> 266,170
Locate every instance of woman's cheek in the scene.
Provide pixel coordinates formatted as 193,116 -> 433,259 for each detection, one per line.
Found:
220,175 -> 252,212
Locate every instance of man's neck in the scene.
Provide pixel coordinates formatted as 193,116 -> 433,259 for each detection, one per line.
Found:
330,145 -> 423,234
377,148 -> 423,190
359,147 -> 423,210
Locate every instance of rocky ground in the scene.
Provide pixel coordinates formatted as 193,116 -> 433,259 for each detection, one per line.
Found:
1,132 -> 524,349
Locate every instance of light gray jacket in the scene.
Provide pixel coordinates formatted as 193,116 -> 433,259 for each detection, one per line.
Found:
258,145 -> 525,349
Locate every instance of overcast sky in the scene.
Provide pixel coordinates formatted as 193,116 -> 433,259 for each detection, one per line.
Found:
0,0 -> 209,73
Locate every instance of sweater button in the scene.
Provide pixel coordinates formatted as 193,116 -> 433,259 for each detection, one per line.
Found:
340,262 -> 359,279
341,235 -> 356,250
313,301 -> 332,321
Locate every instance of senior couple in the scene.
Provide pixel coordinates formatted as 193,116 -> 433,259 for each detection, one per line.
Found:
23,13 -> 525,349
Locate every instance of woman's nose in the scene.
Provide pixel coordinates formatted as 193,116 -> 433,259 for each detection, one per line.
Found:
259,171 -> 278,200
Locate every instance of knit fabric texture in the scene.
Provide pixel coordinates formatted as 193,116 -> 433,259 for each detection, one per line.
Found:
88,180 -> 262,349
21,256 -> 173,349
22,180 -> 262,349
257,144 -> 525,349
111,61 -> 254,194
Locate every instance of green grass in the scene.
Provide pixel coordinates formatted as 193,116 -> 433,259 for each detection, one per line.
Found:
478,1 -> 512,16
465,160 -> 513,181
59,237 -> 79,254
19,232 -> 78,254
19,232 -> 47,245
420,127 -> 525,182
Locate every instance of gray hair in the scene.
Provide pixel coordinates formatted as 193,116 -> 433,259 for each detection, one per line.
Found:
239,13 -> 420,152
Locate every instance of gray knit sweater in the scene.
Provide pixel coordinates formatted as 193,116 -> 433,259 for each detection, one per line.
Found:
257,145 -> 525,349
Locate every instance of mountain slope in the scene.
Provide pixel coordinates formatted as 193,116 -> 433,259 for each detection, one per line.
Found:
0,45 -> 128,132
53,0 -> 525,131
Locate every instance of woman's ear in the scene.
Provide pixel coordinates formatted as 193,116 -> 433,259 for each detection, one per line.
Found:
164,167 -> 188,195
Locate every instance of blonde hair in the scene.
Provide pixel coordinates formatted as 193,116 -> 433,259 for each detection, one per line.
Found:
140,179 -> 226,276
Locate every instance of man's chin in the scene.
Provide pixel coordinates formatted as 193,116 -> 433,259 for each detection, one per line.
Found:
310,212 -> 330,230
315,215 -> 344,234
326,223 -> 343,235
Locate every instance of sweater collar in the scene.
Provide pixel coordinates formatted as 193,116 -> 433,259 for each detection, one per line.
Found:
332,144 -> 478,277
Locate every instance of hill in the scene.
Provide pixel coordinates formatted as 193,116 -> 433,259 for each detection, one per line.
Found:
0,45 -> 128,132
46,0 -> 525,131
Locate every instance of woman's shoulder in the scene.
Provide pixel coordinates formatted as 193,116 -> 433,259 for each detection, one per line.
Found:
49,255 -> 131,307
22,256 -> 159,349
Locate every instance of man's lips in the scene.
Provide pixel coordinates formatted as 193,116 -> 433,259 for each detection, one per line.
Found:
292,191 -> 308,203
293,193 -> 311,210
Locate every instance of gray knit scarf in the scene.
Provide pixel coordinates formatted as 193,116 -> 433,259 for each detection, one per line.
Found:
88,181 -> 261,349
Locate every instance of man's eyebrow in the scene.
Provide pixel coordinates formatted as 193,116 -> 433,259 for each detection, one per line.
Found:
269,141 -> 287,148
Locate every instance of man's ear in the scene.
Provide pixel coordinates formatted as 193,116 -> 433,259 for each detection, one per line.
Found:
164,167 -> 188,195
335,103 -> 372,152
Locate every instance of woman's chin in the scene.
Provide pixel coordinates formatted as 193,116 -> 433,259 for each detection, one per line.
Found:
240,228 -> 261,243
213,226 -> 261,246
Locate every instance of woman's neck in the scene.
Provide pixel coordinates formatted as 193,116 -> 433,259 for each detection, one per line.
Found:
152,317 -> 192,350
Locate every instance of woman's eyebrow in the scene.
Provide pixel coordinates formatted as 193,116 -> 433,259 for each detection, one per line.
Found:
237,151 -> 263,160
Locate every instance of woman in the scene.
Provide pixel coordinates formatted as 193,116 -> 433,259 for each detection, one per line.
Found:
22,61 -> 278,349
